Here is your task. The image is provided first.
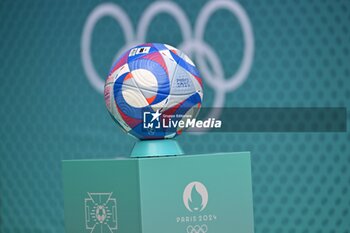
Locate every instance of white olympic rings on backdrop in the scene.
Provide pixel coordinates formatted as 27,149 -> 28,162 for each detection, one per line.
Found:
81,0 -> 254,116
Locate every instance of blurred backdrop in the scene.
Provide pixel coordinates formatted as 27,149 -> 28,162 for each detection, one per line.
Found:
0,0 -> 349,232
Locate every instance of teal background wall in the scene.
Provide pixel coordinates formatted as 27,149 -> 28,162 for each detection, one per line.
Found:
0,0 -> 349,232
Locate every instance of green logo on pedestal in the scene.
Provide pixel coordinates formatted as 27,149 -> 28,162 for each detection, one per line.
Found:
84,193 -> 118,233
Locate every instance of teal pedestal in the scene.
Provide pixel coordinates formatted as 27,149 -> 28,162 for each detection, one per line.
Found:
63,152 -> 254,233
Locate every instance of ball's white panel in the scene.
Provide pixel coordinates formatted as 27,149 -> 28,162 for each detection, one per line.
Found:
122,74 -> 136,87
159,49 -> 177,64
169,66 -> 196,95
182,53 -> 195,66
104,83 -> 113,112
189,72 -> 203,101
165,93 -> 193,109
114,64 -> 130,82
131,69 -> 158,92
139,88 -> 157,102
105,73 -> 115,85
121,86 -> 149,108
159,50 -> 178,79
190,74 -> 202,91
104,83 -> 132,132
143,92 -> 156,101
164,44 -> 180,53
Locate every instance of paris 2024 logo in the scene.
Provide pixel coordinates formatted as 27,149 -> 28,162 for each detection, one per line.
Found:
177,181 -> 217,233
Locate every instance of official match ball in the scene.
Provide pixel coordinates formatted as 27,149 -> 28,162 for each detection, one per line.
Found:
104,43 -> 203,140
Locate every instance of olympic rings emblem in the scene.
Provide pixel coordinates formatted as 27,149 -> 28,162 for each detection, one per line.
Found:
186,224 -> 208,233
81,0 -> 254,119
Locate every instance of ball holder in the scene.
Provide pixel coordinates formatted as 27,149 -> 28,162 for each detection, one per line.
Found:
131,139 -> 184,157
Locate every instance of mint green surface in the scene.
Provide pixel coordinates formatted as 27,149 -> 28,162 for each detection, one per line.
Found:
131,139 -> 184,157
63,152 -> 254,233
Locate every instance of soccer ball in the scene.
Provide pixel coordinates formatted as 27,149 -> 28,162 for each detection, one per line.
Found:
104,43 -> 203,140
